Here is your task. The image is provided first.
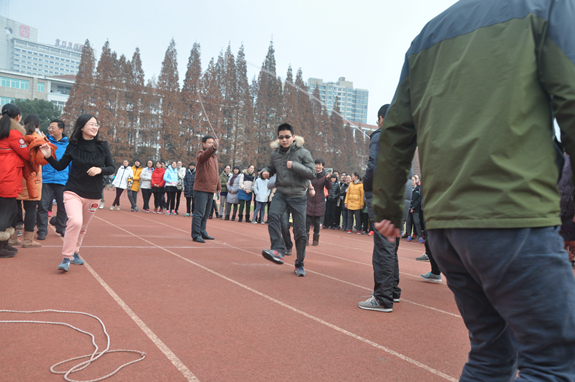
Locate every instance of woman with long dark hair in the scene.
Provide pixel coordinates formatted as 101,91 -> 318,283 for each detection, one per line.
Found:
0,104 -> 30,258
39,114 -> 115,271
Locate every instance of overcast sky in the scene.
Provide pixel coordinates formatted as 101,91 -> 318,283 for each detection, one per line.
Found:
1,0 -> 458,124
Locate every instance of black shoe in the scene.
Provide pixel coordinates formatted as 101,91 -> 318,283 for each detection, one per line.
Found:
202,235 -> 214,240
37,232 -> 46,240
193,237 -> 206,243
49,216 -> 57,226
224,216 -> 230,221
285,248 -> 292,256
56,230 -> 65,237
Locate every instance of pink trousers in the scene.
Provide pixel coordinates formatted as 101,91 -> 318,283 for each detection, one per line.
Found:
62,191 -> 100,259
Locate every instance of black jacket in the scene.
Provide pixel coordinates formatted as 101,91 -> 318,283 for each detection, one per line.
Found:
184,168 -> 196,198
327,181 -> 340,202
410,184 -> 422,212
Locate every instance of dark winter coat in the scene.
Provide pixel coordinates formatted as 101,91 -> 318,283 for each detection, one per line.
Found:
327,180 -> 340,202
184,168 -> 196,198
339,182 -> 349,206
306,169 -> 332,217
261,136 -> 315,198
410,184 -> 422,212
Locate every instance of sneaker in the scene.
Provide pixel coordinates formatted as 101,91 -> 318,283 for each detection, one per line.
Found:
110,206 -> 115,211
184,213 -> 190,217
158,208 -> 163,213
262,249 -> 284,265
393,298 -> 401,303
368,231 -> 374,236
72,253 -> 84,265
421,272 -> 442,283
406,236 -> 412,242
419,237 -> 424,243
135,207 -> 139,212
416,253 -> 430,261
285,248 -> 292,256
171,210 -> 177,215
251,220 -> 257,224
99,202 -> 104,209
48,211 -> 52,217
357,231 -> 362,235
131,208 -> 135,212
260,221 -> 265,225
358,296 -> 393,312
144,209 -> 150,213
294,267 -> 306,277
116,206 -> 121,211
165,211 -> 171,215
153,208 -> 157,214
58,257 -> 71,272
347,230 -> 352,234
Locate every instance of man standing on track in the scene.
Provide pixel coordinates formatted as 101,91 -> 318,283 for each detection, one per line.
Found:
359,104 -> 404,313
191,135 -> 220,243
261,123 -> 315,277
373,0 -> 575,380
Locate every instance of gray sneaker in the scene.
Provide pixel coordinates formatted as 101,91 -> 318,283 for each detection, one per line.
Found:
421,272 -> 442,283
358,296 -> 392,312
294,267 -> 306,277
416,253 -> 430,261
58,257 -> 71,272
72,253 -> 84,265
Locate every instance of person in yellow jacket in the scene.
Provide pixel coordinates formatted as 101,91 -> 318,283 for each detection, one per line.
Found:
127,159 -> 142,212
344,172 -> 364,234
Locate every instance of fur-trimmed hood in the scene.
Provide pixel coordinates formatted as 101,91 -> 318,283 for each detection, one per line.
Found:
10,119 -> 26,135
270,136 -> 305,150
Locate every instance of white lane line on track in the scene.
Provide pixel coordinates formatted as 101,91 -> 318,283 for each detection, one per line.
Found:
51,225 -> 199,382
127,214 -> 461,319
95,215 -> 458,382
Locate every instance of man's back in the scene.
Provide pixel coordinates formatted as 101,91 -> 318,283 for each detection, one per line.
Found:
373,0 -> 575,230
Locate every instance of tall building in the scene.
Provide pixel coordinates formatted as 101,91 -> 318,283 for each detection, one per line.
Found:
307,77 -> 369,124
1,16 -> 82,77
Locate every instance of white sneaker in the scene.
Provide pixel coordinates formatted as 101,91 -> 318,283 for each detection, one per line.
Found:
109,206 -> 114,211
116,206 -> 121,211
99,202 -> 104,209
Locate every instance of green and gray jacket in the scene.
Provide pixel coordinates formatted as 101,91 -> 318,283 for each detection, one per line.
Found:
373,0 -> 575,230
262,136 -> 315,198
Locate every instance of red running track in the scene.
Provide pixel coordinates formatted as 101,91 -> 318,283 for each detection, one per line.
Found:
0,190 -> 470,382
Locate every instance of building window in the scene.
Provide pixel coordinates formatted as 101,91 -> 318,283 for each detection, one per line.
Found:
38,82 -> 45,92
0,97 -> 15,106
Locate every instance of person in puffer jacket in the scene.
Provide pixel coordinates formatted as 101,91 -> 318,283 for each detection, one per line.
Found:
325,174 -> 340,229
111,160 -> 133,210
305,158 -> 331,246
261,123 -> 315,277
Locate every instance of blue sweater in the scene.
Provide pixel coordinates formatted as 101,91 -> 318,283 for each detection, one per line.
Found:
42,135 -> 70,185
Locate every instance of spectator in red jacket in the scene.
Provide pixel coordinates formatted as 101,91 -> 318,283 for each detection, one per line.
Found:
0,104 -> 30,258
151,161 -> 166,213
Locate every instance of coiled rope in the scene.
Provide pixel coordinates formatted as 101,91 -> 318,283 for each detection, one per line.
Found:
0,309 -> 145,382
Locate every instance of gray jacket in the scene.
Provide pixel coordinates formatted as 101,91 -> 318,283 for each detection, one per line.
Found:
262,136 -> 315,198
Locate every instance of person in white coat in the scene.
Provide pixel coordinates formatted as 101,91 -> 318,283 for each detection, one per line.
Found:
252,172 -> 270,224
111,160 -> 133,210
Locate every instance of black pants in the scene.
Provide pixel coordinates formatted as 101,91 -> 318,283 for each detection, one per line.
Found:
423,239 -> 441,275
166,186 -> 177,211
366,192 -> 400,308
335,204 -> 342,227
325,200 -> 338,228
347,209 -> 362,231
175,190 -> 182,212
191,191 -> 213,239
112,188 -> 124,206
281,210 -> 293,250
186,196 -> 194,214
361,211 -> 369,232
37,183 -> 67,235
142,188 -> 152,210
406,211 -> 422,237
268,192 -> 307,268
14,200 -> 39,232
306,215 -> 321,236
0,197 -> 18,234
152,187 -> 165,210
15,201 -> 24,227
238,199 -> 252,218
225,203 -> 238,219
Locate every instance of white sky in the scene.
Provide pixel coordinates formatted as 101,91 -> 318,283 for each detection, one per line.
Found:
1,0 -> 458,123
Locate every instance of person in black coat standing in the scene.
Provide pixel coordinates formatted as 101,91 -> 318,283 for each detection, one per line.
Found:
306,158 -> 332,246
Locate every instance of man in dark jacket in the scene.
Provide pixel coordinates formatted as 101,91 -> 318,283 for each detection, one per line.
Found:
191,135 -> 221,243
372,1 -> 575,379
261,123 -> 315,277
325,174 -> 340,229
405,179 -> 423,242
306,158 -> 331,246
359,104 -> 406,312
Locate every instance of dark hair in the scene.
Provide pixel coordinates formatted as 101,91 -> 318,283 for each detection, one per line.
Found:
353,171 -> 360,178
314,158 -> 325,166
277,123 -> 294,135
0,104 -> 22,140
331,174 -> 337,179
189,162 -> 196,166
23,114 -> 40,135
233,165 -> 240,172
69,114 -> 105,144
378,104 -> 390,119
202,135 -> 215,143
50,119 -> 65,132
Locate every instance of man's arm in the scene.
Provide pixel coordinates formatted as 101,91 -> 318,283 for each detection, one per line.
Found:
363,130 -> 380,192
197,146 -> 216,164
290,150 -> 315,180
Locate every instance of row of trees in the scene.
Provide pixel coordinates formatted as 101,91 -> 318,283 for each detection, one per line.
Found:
63,39 -> 370,172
